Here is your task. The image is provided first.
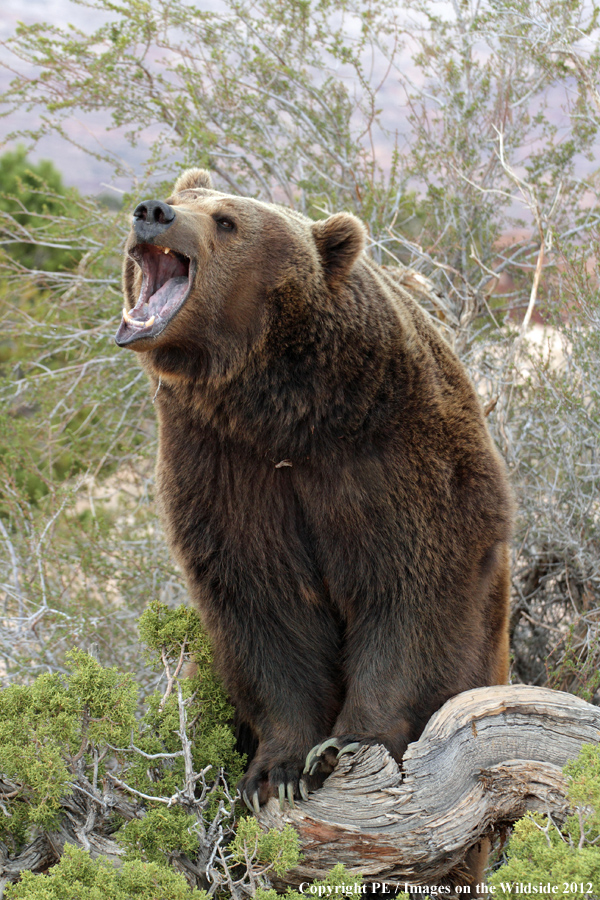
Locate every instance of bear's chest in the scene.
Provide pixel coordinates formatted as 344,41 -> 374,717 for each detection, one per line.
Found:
154,417 -> 308,563
154,408 -> 452,581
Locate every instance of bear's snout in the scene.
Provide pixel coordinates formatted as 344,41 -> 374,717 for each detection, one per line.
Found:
133,199 -> 176,242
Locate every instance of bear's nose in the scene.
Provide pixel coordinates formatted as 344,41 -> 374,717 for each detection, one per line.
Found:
132,199 -> 176,241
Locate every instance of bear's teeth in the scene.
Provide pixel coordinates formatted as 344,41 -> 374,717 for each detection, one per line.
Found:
122,307 -> 138,325
163,248 -> 171,255
123,307 -> 155,329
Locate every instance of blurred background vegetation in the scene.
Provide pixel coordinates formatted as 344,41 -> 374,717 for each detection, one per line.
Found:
1,0 -> 600,892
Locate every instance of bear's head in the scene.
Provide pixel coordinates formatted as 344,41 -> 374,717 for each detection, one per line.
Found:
116,169 -> 366,380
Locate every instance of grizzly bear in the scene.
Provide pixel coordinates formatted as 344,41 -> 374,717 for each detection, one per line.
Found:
116,168 -> 512,888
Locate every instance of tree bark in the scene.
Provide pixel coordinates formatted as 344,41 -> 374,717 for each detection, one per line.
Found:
257,685 -> 600,889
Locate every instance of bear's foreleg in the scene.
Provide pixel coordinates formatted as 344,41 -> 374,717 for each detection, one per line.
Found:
204,586 -> 344,811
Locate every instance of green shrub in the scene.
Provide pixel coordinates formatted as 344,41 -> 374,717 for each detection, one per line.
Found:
0,146 -> 82,272
490,745 -> 600,895
0,650 -> 137,844
232,816 -> 301,878
4,843 -> 208,899
0,605 -> 243,885
118,807 -> 201,865
253,863 -> 380,900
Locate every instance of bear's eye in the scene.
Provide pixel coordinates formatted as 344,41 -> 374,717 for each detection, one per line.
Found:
214,216 -> 235,231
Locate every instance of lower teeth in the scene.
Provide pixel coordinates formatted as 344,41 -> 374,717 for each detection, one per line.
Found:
122,308 -> 156,329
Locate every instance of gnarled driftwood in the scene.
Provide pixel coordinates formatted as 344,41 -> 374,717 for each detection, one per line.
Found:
257,685 -> 600,889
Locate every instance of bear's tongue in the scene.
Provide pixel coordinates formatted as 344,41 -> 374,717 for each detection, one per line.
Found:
117,246 -> 192,343
128,273 -> 188,322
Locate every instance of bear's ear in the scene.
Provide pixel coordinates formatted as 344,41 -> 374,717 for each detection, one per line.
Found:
173,168 -> 214,194
312,212 -> 366,287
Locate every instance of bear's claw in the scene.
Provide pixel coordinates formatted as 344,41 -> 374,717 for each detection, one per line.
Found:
242,774 -> 310,814
304,737 -> 340,774
338,741 -> 361,758
242,789 -> 261,815
304,738 -> 361,777
278,782 -> 296,811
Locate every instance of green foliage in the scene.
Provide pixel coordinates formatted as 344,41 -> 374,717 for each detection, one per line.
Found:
62,648 -> 138,746
254,864 -> 371,900
490,744 -> 600,893
0,145 -> 82,271
564,744 -> 600,846
232,817 -> 301,878
125,681 -> 243,806
138,599 -> 210,668
0,607 -> 243,856
489,813 -> 600,894
0,650 -> 137,843
300,864 -> 364,894
4,843 -> 208,899
118,807 -> 201,864
130,601 -> 245,800
0,608 -> 248,891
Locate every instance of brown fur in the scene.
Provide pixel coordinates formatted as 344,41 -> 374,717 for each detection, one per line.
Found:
119,170 -> 513,889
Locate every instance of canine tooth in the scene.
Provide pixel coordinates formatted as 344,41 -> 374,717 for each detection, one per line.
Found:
163,248 -> 170,255
145,315 -> 155,327
122,307 -> 138,325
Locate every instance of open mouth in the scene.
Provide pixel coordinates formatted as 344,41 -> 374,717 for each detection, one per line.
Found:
115,244 -> 194,346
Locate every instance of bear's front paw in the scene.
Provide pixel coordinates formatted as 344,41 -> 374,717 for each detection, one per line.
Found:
239,759 -> 314,815
303,735 -> 363,778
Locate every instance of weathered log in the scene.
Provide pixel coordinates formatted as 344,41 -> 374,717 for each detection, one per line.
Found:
258,685 -> 600,889
0,836 -> 58,897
